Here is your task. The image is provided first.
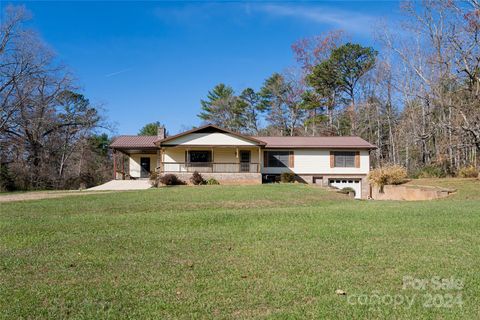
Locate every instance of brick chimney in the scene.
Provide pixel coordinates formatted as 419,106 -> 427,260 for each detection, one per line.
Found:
157,126 -> 166,140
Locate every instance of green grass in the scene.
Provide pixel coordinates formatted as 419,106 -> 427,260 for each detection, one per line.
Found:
1,180 -> 479,319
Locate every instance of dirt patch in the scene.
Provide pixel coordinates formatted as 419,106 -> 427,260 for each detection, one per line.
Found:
0,190 -> 112,203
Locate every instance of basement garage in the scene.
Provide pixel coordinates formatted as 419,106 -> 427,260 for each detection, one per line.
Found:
329,179 -> 362,199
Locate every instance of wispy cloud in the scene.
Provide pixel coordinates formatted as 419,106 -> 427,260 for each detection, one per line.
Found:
105,68 -> 132,78
256,4 -> 377,35
150,3 -> 379,35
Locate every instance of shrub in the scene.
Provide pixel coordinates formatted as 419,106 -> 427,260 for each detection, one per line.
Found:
159,174 -> 183,186
338,187 -> 356,197
280,172 -> 296,183
458,165 -> 479,178
149,171 -> 159,186
205,178 -> 220,185
369,165 -> 408,189
190,171 -> 205,185
413,165 -> 446,178
0,164 -> 15,191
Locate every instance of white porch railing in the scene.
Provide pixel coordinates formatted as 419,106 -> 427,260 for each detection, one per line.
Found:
159,162 -> 259,173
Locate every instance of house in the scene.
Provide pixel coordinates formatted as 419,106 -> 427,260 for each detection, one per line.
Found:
110,124 -> 376,199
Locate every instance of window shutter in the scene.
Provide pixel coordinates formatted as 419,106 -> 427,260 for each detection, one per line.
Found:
355,151 -> 360,168
263,151 -> 268,167
289,151 -> 294,168
330,151 -> 335,168
185,151 -> 188,163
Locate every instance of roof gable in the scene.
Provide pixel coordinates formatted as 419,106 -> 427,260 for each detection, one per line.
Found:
157,124 -> 266,146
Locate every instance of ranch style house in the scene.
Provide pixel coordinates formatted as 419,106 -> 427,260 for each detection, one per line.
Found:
110,124 -> 376,199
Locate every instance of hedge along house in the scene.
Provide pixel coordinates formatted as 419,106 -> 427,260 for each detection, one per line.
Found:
110,124 -> 376,199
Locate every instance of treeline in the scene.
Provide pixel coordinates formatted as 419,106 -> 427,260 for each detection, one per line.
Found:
0,6 -> 111,191
198,1 -> 480,176
1,2 -> 479,191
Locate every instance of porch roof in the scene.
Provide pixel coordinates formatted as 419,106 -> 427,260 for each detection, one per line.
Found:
110,135 -> 157,153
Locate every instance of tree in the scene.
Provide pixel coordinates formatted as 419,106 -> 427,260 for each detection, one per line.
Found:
0,5 -> 105,190
198,84 -> 246,131
238,88 -> 264,134
0,6 -> 38,134
330,43 -> 377,105
291,31 -> 346,136
259,73 -> 305,136
138,121 -> 165,136
306,59 -> 342,132
377,0 -> 480,172
291,30 -> 345,73
305,43 -> 377,135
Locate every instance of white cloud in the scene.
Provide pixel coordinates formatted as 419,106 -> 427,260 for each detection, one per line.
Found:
257,4 -> 377,35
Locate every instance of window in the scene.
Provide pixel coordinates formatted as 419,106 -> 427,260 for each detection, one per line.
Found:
188,150 -> 211,163
264,151 -> 292,168
333,151 -> 356,168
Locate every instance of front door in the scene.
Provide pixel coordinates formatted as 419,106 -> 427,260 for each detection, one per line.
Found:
140,157 -> 150,178
239,150 -> 251,172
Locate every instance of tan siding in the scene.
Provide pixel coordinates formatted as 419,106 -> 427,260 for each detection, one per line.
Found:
129,154 -> 157,178
163,149 -> 185,163
262,149 -> 370,175
214,148 -> 237,163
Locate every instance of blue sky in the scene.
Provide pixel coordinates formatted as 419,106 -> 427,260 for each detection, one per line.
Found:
4,1 -> 402,135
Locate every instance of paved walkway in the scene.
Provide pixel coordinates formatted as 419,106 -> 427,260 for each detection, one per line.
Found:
0,191 -> 112,203
0,180 -> 151,203
87,179 -> 152,191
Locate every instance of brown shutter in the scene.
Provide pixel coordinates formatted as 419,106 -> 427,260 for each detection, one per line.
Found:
289,151 -> 294,168
263,151 -> 268,167
355,151 -> 360,168
330,151 -> 335,168
185,150 -> 188,163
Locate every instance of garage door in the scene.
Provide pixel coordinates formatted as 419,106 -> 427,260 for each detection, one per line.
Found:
329,179 -> 362,199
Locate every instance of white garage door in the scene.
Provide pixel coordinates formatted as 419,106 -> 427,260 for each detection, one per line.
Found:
329,179 -> 362,199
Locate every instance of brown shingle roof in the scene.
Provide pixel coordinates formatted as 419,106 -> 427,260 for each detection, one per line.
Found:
110,128 -> 376,150
255,136 -> 376,149
110,135 -> 157,149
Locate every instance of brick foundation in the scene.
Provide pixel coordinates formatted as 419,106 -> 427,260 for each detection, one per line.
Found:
165,172 -> 262,185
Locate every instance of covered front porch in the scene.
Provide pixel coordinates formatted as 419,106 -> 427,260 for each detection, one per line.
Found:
158,146 -> 262,174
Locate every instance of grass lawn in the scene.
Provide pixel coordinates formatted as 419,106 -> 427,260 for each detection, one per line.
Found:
1,179 -> 479,319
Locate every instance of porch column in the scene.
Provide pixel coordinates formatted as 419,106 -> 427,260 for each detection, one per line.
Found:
160,148 -> 165,173
211,147 -> 214,173
121,152 -> 125,180
113,149 -> 117,180
258,147 -> 261,173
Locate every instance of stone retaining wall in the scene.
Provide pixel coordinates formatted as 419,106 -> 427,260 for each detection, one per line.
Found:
371,184 -> 455,201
